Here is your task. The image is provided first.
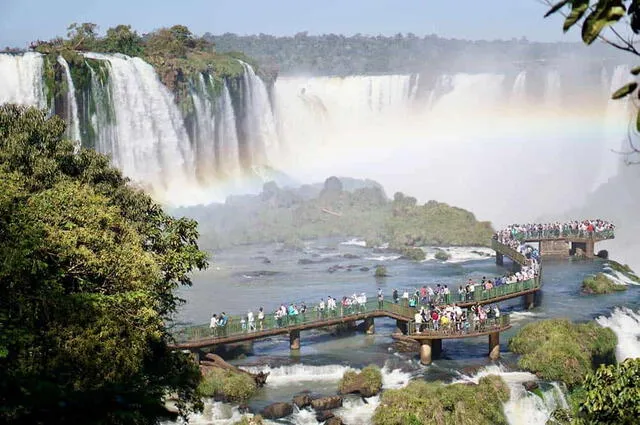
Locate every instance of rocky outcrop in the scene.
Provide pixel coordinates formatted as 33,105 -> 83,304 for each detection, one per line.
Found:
311,395 -> 343,411
338,365 -> 383,397
200,353 -> 269,387
261,402 -> 293,419
292,393 -> 312,409
325,417 -> 344,425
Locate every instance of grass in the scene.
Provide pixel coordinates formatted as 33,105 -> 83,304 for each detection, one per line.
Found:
372,375 -> 510,425
508,319 -> 617,388
198,368 -> 257,402
606,260 -> 640,284
582,273 -> 627,294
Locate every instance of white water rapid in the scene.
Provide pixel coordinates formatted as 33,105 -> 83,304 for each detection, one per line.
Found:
455,365 -> 569,425
0,52 -> 46,108
596,307 -> 640,361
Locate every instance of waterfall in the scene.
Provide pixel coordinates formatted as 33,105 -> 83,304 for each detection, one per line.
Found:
239,62 -> 278,167
591,64 -> 632,192
56,56 -> 81,144
84,52 -> 197,203
511,71 -> 527,105
87,63 -> 118,154
189,74 -> 218,183
543,70 -> 562,109
596,307 -> 640,361
455,365 -> 569,425
218,82 -> 241,177
0,52 -> 46,108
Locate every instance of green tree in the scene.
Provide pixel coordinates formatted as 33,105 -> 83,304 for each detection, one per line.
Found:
0,104 -> 208,424
577,358 -> 640,424
103,24 -> 144,56
66,22 -> 99,50
544,0 -> 640,160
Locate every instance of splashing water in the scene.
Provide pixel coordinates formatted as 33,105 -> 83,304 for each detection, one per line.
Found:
596,307 -> 640,361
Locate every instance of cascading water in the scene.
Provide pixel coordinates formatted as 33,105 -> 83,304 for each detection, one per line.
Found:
596,307 -> 640,361
56,56 -> 81,144
455,365 -> 569,425
84,52 -> 198,203
511,71 -> 527,105
0,52 -> 46,108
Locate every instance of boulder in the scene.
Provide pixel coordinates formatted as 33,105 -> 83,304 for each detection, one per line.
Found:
360,267 -> 370,272
261,402 -> 293,419
326,417 -> 344,425
315,410 -> 334,422
343,253 -> 360,259
298,258 -> 314,265
311,395 -> 343,411
292,394 -> 312,409
597,249 -> 609,259
338,365 -> 383,397
523,381 -> 539,392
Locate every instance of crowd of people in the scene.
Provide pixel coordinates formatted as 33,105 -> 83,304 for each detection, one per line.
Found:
207,263 -> 537,337
494,219 -> 615,248
412,303 -> 502,334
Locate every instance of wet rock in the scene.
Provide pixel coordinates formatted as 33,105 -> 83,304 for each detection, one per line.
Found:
326,417 -> 344,425
298,258 -> 314,265
597,249 -> 609,259
261,402 -> 293,419
343,253 -> 360,259
311,395 -> 343,411
360,267 -> 370,272
239,270 -> 281,278
292,394 -> 312,409
315,410 -> 334,422
523,381 -> 539,392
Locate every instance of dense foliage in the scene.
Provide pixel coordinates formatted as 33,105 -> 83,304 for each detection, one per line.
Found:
508,319 -> 617,388
207,32 -> 618,76
180,178 -> 493,252
0,105 -> 208,424
578,358 -> 640,425
372,375 -> 510,425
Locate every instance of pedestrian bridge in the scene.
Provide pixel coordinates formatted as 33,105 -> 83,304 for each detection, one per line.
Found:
171,278 -> 536,363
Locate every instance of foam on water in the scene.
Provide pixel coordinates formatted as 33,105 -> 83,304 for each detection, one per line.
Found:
334,395 -> 381,425
340,238 -> 367,247
454,365 -> 568,425
596,307 -> 640,361
240,364 -> 356,387
168,400 -> 247,425
363,255 -> 402,261
424,246 -> 495,263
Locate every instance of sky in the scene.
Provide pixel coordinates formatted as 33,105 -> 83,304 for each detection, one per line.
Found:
0,0 -> 579,48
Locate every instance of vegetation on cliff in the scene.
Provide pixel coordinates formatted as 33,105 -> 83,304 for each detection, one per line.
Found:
180,177 -> 494,252
198,368 -> 258,402
508,319 -> 617,388
581,273 -> 627,294
0,104 -> 208,424
28,23 -> 270,113
372,375 -> 510,425
338,365 -> 383,397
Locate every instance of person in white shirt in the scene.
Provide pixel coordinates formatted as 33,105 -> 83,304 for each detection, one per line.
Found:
209,314 -> 218,335
414,311 -> 423,334
258,307 -> 265,330
247,310 -> 255,331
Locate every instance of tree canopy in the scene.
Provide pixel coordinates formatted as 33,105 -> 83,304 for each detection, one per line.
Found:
0,104 -> 208,424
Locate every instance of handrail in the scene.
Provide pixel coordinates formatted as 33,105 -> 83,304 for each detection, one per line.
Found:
491,239 -> 529,266
510,229 -> 614,241
171,279 -> 538,344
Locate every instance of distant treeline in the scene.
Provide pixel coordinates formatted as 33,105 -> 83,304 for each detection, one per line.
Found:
175,176 -> 494,252
206,32 -> 621,76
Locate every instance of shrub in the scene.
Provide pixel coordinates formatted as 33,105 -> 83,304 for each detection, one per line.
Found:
198,369 -> 257,402
582,273 -> 627,294
375,265 -> 389,278
339,365 -> 383,397
434,249 -> 451,261
373,375 -> 510,425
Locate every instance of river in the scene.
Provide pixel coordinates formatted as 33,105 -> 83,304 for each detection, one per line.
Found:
171,238 -> 640,425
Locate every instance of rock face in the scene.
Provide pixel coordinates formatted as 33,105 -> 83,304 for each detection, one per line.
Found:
292,393 -> 312,409
325,417 -> 344,425
338,365 -> 383,397
261,402 -> 293,419
311,395 -> 343,411
523,381 -> 539,392
315,410 -> 334,422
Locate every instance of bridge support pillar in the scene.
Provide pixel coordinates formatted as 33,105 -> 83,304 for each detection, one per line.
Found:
496,252 -> 504,266
395,320 -> 408,335
489,332 -> 500,360
420,340 -> 432,365
523,292 -> 534,309
364,317 -> 375,335
289,329 -> 300,351
432,338 -> 442,358
585,240 -> 595,258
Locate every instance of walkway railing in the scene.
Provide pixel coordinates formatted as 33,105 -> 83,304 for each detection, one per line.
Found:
491,239 -> 529,266
172,278 -> 537,345
512,229 -> 614,241
407,314 -> 511,336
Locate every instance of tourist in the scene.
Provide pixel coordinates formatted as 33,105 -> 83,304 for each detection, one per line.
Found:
258,307 -> 265,330
318,298 -> 326,317
414,310 -> 423,334
377,288 -> 384,309
392,288 -> 399,304
210,313 -> 218,336
247,310 -> 255,331
219,312 -> 228,336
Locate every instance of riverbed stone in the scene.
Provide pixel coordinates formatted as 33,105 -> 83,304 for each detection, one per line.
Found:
311,395 -> 343,411
261,402 -> 293,419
